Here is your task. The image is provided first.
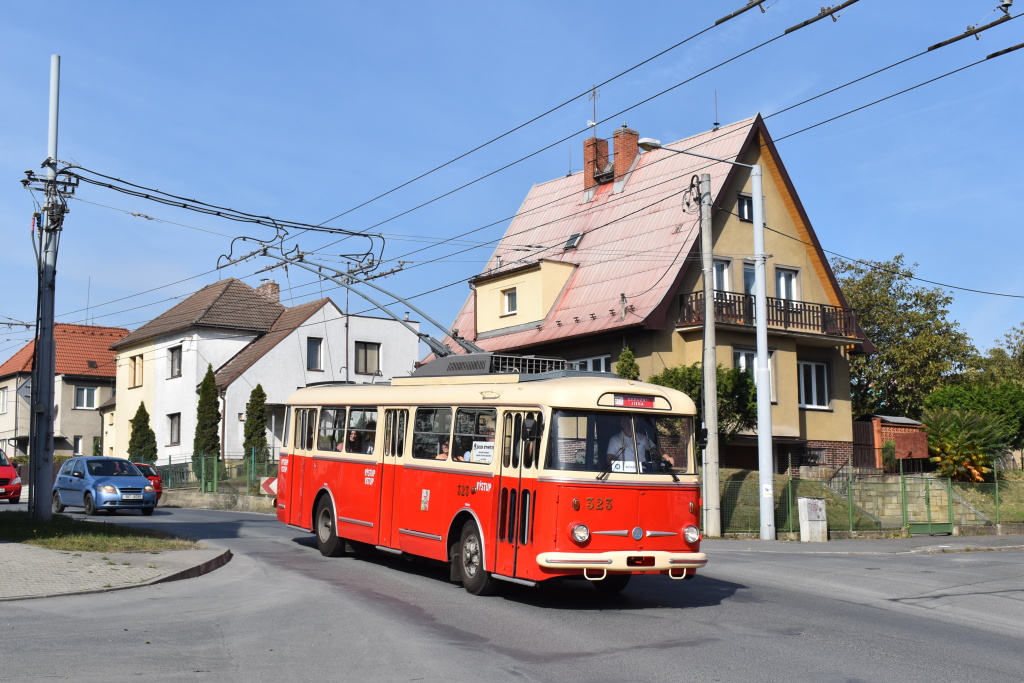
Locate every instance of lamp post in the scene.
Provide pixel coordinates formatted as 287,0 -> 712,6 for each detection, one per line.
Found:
638,137 -> 774,541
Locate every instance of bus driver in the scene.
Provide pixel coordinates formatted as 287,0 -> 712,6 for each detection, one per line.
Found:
605,416 -> 674,472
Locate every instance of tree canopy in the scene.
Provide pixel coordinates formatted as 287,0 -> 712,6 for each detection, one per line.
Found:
834,254 -> 974,419
647,363 -> 756,443
128,402 -> 157,463
925,382 -> 1024,451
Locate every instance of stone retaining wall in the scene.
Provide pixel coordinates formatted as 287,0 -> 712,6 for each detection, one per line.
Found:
163,489 -> 275,514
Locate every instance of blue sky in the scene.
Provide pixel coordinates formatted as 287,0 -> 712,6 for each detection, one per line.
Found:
1,1 -> 1021,361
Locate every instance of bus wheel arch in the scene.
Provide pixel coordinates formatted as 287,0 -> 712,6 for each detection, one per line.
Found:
313,489 -> 345,558
446,510 -> 479,581
458,520 -> 497,596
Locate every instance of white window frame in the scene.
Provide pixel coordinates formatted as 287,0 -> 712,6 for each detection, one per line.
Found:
168,413 -> 181,446
355,341 -> 381,375
73,435 -> 83,456
129,355 -> 144,388
573,355 -> 612,373
712,259 -> 730,292
306,337 -> 323,371
798,360 -> 831,409
502,288 -> 518,315
775,267 -> 800,301
74,386 -> 97,409
733,348 -> 777,403
168,345 -> 182,379
737,194 -> 754,222
0,387 -> 7,414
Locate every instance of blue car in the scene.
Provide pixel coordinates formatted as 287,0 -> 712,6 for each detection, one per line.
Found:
52,457 -> 157,516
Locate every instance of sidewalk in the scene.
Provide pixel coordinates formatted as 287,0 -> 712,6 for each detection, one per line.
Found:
0,541 -> 231,602
702,533 -> 1024,555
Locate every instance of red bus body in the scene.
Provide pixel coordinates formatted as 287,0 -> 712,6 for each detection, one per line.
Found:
276,368 -> 706,592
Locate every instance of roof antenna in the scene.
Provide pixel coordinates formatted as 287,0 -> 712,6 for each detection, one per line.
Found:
713,90 -> 720,131
587,85 -> 600,137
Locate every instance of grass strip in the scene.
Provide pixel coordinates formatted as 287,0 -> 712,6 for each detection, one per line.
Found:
0,511 -> 202,552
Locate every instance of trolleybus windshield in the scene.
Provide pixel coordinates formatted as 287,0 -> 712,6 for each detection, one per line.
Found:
545,410 -> 694,475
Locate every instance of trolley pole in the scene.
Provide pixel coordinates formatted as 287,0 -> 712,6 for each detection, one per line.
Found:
26,55 -> 65,521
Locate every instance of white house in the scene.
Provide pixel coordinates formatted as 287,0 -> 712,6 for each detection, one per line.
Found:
110,278 -> 420,464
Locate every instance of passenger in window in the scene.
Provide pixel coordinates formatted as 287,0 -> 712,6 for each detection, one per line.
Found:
362,422 -> 377,454
340,429 -> 362,453
436,440 -> 450,460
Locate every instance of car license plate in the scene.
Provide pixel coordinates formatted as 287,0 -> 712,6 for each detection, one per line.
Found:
122,494 -> 143,500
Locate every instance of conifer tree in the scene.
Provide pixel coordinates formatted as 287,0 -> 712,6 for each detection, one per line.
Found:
128,402 -> 158,463
243,384 -> 270,468
614,347 -> 641,380
193,364 -> 221,474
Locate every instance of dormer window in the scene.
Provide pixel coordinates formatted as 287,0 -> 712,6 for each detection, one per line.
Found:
564,233 -> 583,251
502,288 -> 518,315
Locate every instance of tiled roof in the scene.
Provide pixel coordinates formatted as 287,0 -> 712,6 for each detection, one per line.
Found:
112,278 -> 285,350
446,118 -> 758,352
213,299 -> 333,390
0,324 -> 129,379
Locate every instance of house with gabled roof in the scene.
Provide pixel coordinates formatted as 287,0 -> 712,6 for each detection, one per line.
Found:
446,116 -> 870,469
0,324 -> 129,459
110,278 -> 419,464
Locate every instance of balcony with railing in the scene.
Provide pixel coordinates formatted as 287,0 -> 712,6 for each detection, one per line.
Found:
677,291 -> 860,339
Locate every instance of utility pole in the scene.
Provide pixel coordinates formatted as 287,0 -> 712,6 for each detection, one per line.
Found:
24,56 -> 68,521
698,173 -> 721,538
751,166 -> 775,540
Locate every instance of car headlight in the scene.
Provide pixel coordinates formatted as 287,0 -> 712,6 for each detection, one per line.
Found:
11,476 -> 21,485
683,525 -> 701,544
144,485 -> 155,493
98,485 -> 117,494
571,524 -> 590,543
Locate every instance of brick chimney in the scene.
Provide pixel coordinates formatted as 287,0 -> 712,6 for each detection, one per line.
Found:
256,279 -> 280,304
613,125 -> 639,182
583,136 -> 609,192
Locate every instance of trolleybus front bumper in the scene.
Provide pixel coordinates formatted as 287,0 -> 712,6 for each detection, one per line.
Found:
536,550 -> 707,574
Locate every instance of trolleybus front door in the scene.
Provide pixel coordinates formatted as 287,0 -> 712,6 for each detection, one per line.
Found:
493,411 -> 540,579
377,409 -> 408,548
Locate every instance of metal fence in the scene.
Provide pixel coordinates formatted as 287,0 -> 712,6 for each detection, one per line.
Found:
155,450 -> 278,496
720,458 -> 1024,535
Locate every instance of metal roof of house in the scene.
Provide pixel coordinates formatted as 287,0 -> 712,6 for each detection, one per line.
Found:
446,118 -> 757,352
111,278 -> 285,350
0,324 -> 129,379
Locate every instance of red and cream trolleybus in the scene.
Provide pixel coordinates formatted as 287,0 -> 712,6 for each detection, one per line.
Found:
276,353 -> 707,595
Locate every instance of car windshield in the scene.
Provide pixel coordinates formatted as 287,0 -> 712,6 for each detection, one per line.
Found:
545,410 -> 694,475
0,450 -> 10,467
136,464 -> 156,477
86,459 -> 142,477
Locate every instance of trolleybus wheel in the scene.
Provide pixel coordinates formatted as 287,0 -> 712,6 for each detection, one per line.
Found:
459,521 -> 496,596
315,497 -> 345,557
593,573 -> 631,594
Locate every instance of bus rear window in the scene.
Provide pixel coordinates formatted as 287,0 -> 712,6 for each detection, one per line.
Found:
545,411 -> 693,475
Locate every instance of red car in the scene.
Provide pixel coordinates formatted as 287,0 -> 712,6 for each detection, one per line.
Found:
0,449 -> 22,504
133,462 -> 163,502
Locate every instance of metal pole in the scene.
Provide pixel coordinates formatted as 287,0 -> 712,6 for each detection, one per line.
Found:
699,173 -> 721,538
751,165 -> 775,540
28,55 -> 62,521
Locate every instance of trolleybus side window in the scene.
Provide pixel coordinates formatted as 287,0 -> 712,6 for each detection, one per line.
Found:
384,409 -> 408,457
412,407 -> 452,459
346,407 -> 378,454
294,408 -> 317,451
453,408 -> 496,464
317,407 -> 346,451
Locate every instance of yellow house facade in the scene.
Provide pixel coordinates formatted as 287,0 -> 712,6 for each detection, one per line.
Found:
447,117 -> 869,470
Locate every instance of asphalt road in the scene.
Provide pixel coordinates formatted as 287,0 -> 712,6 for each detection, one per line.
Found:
2,506 -> 1022,682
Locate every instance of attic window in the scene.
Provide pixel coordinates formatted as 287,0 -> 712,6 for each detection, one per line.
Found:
564,233 -> 583,251
87,360 -> 98,369
737,194 -> 754,222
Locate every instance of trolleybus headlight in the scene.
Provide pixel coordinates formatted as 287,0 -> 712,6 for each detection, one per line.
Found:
571,524 -> 591,543
683,525 -> 701,544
